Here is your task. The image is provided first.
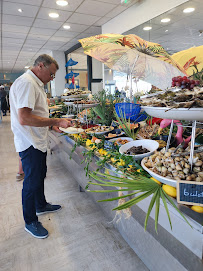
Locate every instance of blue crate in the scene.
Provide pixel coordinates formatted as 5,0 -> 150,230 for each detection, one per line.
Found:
133,112 -> 148,123
115,103 -> 141,121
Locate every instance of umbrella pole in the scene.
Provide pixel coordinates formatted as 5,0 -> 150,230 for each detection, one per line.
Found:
129,73 -> 133,102
129,55 -> 139,102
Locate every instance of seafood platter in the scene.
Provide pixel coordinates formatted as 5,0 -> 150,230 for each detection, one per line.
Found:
142,146 -> 203,187
85,125 -> 114,135
105,128 -> 125,139
109,137 -> 133,146
137,124 -> 159,139
73,100 -> 100,108
140,87 -> 203,121
59,127 -> 84,134
61,90 -> 91,99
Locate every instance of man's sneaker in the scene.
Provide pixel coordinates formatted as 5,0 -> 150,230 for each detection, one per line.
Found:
16,173 -> 25,182
25,221 -> 48,239
36,203 -> 62,216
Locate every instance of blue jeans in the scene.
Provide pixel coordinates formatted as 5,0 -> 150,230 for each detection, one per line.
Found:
19,146 -> 47,224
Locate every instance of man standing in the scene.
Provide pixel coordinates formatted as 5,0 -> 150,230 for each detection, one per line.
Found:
10,54 -> 72,239
0,85 -> 8,116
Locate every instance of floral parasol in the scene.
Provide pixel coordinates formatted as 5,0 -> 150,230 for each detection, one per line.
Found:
172,45 -> 203,76
79,34 -> 187,90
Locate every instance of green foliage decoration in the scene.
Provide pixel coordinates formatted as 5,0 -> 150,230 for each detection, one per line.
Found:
114,108 -> 139,140
90,89 -> 121,126
87,170 -> 192,232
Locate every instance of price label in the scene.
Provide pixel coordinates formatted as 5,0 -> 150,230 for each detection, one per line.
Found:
177,181 -> 203,206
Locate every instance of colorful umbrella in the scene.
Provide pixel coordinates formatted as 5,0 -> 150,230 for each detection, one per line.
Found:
65,70 -> 79,79
65,58 -> 78,67
171,45 -> 203,76
79,34 -> 187,92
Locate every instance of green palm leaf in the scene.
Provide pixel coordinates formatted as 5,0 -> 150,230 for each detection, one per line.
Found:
93,171 -> 156,186
162,190 -> 192,227
160,190 -> 172,229
88,170 -> 191,231
89,172 -> 156,189
144,188 -> 159,230
98,191 -> 141,202
113,188 -> 157,211
87,189 -> 140,193
114,108 -> 139,140
155,189 -> 160,232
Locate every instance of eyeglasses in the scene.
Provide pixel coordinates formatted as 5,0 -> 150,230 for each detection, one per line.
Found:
43,64 -> 56,79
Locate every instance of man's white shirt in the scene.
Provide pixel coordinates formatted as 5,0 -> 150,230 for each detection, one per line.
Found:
10,69 -> 49,153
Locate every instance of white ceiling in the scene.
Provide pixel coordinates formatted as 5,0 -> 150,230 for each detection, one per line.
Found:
124,0 -> 203,55
0,0 -> 137,73
1,0 -> 202,74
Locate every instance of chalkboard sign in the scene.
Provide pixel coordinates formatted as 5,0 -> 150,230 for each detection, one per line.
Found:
177,181 -> 203,206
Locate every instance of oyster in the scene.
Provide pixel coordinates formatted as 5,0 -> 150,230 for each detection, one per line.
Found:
140,87 -> 203,108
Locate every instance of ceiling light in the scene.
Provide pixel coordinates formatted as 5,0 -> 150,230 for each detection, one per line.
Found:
165,30 -> 169,32
24,66 -> 30,69
183,7 -> 195,13
161,18 -> 170,23
49,12 -> 59,18
143,26 -> 152,31
56,0 -> 68,6
63,25 -> 70,30
18,8 -> 23,12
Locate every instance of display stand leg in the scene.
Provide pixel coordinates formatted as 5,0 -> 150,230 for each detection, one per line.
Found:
189,120 -> 196,171
166,120 -> 174,152
77,104 -> 79,117
86,109 -> 88,129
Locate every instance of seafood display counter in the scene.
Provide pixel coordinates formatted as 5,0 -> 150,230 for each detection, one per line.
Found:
48,130 -> 203,271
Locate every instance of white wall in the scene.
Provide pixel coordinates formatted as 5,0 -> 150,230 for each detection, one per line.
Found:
102,0 -> 189,34
91,82 -> 103,95
50,51 -> 66,97
92,58 -> 102,79
91,58 -> 103,94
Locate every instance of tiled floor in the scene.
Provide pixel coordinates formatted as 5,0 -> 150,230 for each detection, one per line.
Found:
0,115 -> 148,271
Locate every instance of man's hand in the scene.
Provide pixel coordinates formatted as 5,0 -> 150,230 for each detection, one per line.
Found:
18,107 -> 74,129
52,126 -> 62,133
52,119 -> 73,133
58,119 -> 73,128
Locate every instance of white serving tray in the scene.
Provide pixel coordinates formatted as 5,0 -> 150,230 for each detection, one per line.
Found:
73,103 -> 99,109
86,126 -> 114,135
61,94 -> 89,99
59,127 -> 84,134
119,139 -> 159,160
141,158 -> 177,187
109,137 -> 133,143
142,106 -> 203,121
64,101 -> 74,105
60,114 -> 74,118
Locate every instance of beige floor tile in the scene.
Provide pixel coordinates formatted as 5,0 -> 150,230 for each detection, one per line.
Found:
0,115 -> 148,271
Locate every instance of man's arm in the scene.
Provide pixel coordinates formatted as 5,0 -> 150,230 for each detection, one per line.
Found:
18,107 -> 72,128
